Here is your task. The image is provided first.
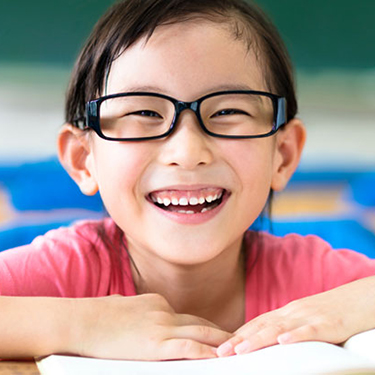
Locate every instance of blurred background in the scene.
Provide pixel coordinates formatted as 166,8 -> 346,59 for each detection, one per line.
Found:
0,0 -> 374,253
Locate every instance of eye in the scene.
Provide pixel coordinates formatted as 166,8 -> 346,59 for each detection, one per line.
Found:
130,110 -> 162,118
212,109 -> 249,117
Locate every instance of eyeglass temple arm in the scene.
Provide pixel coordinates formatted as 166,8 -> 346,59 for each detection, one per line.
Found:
73,101 -> 99,130
72,117 -> 86,129
276,97 -> 287,129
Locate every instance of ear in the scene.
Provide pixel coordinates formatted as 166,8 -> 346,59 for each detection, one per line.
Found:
271,118 -> 306,192
57,124 -> 99,196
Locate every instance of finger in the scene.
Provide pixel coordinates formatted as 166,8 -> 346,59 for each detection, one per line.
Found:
173,325 -> 233,347
277,323 -> 334,345
175,313 -> 222,329
217,335 -> 243,357
278,330 -> 297,345
217,312 -> 283,357
233,326 -> 284,354
233,310 -> 280,336
219,319 -> 288,356
160,338 -> 218,360
216,317 -> 273,357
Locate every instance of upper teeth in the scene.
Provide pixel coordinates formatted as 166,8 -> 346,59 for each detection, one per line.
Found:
152,192 -> 223,207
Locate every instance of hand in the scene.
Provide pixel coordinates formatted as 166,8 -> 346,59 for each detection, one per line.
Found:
217,276 -> 375,357
72,294 -> 233,360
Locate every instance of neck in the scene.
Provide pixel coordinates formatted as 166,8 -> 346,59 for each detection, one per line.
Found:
127,237 -> 246,332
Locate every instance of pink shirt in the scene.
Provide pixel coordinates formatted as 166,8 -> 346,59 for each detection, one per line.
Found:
1,218 -> 375,322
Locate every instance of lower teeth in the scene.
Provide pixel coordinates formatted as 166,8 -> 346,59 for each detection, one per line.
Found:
176,206 -> 213,214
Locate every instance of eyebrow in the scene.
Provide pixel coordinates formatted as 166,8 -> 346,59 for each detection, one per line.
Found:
206,84 -> 257,92
112,83 -> 257,96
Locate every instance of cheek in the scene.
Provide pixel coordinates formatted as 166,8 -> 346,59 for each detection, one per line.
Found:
92,140 -> 152,203
221,141 -> 275,224
222,141 -> 275,187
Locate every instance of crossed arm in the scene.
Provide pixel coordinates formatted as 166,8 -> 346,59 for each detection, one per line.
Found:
1,276 -> 375,360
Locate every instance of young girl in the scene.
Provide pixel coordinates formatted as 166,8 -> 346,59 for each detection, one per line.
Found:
1,0 -> 375,361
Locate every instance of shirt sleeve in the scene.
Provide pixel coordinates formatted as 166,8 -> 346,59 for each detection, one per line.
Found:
278,234 -> 375,293
245,231 -> 375,319
0,223 -> 112,297
319,241 -> 375,290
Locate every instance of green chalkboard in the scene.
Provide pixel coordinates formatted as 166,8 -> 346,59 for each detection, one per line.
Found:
260,0 -> 375,70
0,0 -> 115,66
0,0 -> 374,70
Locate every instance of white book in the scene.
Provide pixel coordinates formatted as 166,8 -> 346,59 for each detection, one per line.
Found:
36,329 -> 375,375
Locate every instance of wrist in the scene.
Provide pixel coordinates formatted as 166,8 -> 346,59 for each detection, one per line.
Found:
45,297 -> 85,356
59,297 -> 89,356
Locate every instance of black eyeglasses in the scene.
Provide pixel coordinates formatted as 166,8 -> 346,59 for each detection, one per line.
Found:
73,90 -> 287,141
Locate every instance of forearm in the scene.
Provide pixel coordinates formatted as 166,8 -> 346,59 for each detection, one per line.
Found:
0,296 -> 78,359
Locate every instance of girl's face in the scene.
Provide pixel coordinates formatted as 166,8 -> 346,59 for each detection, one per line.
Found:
83,21 -> 287,266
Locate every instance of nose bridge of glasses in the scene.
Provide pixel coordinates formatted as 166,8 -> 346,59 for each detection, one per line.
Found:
176,100 -> 198,113
174,100 -> 201,127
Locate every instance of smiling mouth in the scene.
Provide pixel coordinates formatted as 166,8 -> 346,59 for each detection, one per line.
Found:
148,188 -> 227,214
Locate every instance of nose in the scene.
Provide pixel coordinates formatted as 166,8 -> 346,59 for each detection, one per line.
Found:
158,111 -> 214,169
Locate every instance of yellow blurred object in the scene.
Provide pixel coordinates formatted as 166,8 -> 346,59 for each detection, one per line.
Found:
273,185 -> 351,217
0,188 -> 14,224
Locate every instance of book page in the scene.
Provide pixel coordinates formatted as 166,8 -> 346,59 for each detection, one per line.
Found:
344,329 -> 375,364
37,341 -> 375,375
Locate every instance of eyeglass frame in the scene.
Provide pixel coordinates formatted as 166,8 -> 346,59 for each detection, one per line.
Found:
73,90 -> 287,141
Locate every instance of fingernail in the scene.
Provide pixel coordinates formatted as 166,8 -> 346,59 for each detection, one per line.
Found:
234,340 -> 251,354
210,347 -> 219,356
278,332 -> 291,345
217,341 -> 233,357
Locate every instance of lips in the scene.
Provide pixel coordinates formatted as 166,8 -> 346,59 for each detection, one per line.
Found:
148,187 -> 226,214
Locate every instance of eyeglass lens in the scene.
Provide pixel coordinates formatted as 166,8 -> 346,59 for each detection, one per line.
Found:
99,93 -> 275,139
